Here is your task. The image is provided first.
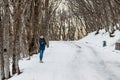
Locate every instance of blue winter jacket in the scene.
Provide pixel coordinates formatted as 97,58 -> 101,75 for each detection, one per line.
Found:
38,38 -> 46,50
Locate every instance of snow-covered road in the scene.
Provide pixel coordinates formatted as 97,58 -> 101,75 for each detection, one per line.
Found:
9,41 -> 120,80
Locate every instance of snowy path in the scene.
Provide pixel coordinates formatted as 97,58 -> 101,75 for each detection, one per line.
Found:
9,41 -> 120,80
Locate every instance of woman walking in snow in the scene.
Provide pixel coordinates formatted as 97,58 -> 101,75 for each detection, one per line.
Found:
38,34 -> 46,63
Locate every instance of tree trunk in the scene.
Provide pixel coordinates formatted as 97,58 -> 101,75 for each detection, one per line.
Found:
12,20 -> 21,75
41,0 -> 50,47
3,0 -> 10,78
0,13 -> 5,80
115,41 -> 120,50
12,0 -> 22,75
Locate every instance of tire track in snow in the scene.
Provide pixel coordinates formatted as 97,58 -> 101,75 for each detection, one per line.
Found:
85,45 -> 120,80
74,42 -> 119,80
67,42 -> 120,80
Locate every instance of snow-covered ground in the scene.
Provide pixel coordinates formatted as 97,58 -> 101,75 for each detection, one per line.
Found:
79,30 -> 120,49
9,30 -> 120,80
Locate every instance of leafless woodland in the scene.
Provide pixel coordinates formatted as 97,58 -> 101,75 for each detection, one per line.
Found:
0,0 -> 120,79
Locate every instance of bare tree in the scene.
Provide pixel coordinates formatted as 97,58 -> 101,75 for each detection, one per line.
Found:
66,0 -> 120,37
0,10 -> 4,80
12,0 -> 22,75
3,0 -> 11,78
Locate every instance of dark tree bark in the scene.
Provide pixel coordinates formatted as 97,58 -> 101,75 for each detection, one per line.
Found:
3,0 -> 11,78
0,8 -> 5,80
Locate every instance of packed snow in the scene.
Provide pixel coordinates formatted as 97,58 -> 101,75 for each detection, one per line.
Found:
9,30 -> 120,80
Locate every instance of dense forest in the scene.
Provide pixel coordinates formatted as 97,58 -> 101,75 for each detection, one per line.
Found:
0,0 -> 120,79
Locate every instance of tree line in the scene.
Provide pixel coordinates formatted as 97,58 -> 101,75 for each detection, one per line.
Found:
67,0 -> 120,36
0,0 -> 60,79
0,0 -> 120,80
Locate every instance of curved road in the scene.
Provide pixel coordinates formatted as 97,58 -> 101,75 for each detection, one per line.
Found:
9,41 -> 120,80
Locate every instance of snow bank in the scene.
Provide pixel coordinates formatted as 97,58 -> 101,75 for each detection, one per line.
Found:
79,29 -> 120,50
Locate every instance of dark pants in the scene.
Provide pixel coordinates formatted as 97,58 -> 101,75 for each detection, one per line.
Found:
39,50 -> 44,61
